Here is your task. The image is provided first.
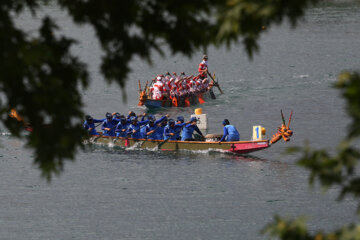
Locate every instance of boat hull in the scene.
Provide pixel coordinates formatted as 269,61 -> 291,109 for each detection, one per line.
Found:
88,135 -> 270,154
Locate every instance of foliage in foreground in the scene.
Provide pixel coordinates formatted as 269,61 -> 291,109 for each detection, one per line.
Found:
0,0 -> 319,179
263,72 -> 360,239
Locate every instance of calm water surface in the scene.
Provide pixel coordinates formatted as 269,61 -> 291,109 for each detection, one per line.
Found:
1,1 -> 360,239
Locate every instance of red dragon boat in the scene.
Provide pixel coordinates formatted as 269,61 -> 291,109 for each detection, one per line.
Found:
138,71 -> 222,108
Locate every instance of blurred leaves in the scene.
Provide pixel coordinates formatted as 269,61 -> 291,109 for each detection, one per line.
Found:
264,72 -> 360,239
263,216 -> 360,240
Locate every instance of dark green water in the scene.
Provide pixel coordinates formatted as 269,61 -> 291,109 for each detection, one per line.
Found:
1,1 -> 360,239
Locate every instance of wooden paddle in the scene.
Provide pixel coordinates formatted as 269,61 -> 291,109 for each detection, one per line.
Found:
184,97 -> 191,107
207,70 -> 223,94
198,93 -> 205,104
157,128 -> 182,149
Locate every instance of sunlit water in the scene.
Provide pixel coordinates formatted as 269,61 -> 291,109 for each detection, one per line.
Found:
1,1 -> 360,239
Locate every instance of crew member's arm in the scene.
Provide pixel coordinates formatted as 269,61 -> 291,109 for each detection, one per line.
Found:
194,126 -> 204,138
220,127 -> 228,142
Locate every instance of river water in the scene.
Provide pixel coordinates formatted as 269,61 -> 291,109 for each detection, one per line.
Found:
1,1 -> 360,239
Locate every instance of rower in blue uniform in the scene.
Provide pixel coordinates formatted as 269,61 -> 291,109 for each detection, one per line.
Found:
174,116 -> 187,140
115,116 -> 131,137
181,117 -> 204,141
127,111 -> 137,119
112,112 -> 122,122
83,115 -> 105,135
164,119 -> 187,140
157,118 -> 168,140
101,112 -> 118,136
126,116 -> 149,139
145,115 -> 168,140
220,119 -> 240,142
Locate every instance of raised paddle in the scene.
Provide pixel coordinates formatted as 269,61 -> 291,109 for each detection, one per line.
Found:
207,70 -> 223,94
198,93 -> 205,104
184,97 -> 191,107
206,70 -> 224,94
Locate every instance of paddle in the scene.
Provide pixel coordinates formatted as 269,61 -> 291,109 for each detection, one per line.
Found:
171,95 -> 178,107
184,97 -> 191,107
157,127 -> 182,149
198,93 -> 205,104
193,133 -> 205,141
207,70 -> 223,94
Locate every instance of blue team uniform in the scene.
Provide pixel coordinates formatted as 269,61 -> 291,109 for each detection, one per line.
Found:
127,120 -> 149,139
144,116 -> 167,140
83,118 -> 105,135
164,123 -> 186,140
220,125 -> 240,142
115,119 -> 131,137
101,119 -> 118,136
181,124 -> 203,141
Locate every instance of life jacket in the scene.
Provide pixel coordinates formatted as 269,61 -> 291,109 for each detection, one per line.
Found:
224,125 -> 240,141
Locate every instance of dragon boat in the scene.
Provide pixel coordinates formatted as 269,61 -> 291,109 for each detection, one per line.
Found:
138,71 -> 223,108
87,111 -> 294,155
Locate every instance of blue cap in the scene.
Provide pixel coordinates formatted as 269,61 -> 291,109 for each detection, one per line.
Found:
106,112 -> 112,119
222,119 -> 230,125
114,113 -> 121,118
169,119 -> 175,125
130,116 -> 137,122
177,116 -> 184,122
190,117 -> 197,123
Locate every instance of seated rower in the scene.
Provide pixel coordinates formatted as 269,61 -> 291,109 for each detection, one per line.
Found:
127,111 -> 136,119
140,114 -> 154,138
220,119 -> 240,142
112,112 -> 122,122
83,115 -> 105,135
115,116 -> 131,137
181,117 -> 204,141
174,116 -> 188,140
145,115 -> 168,140
126,116 -> 149,139
101,112 -> 119,136
164,118 -> 188,141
